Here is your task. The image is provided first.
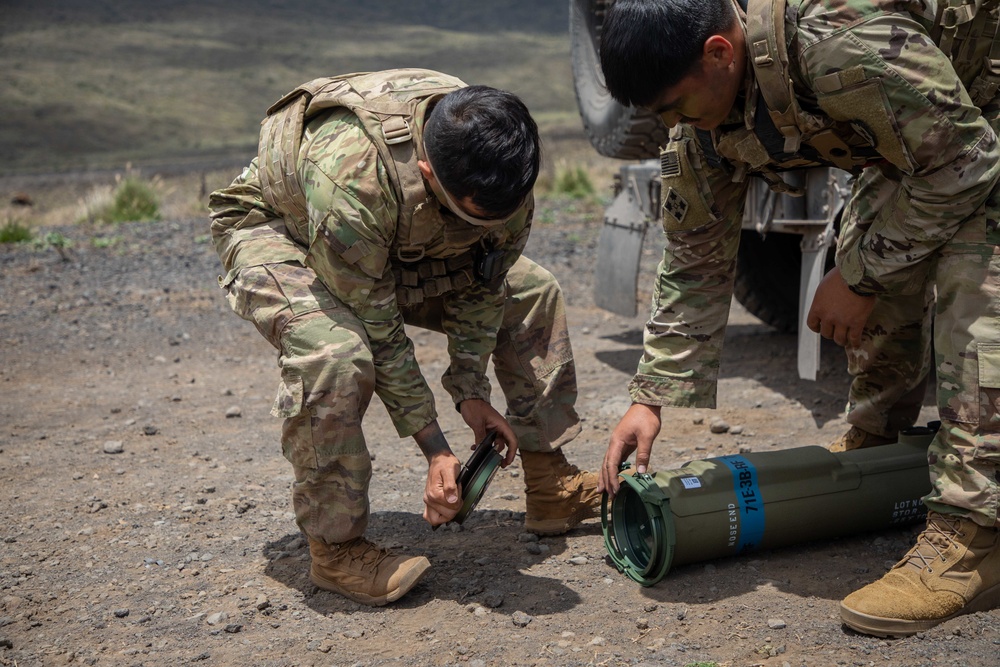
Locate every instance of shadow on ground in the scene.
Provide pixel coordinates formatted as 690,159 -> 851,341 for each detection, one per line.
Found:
261,510 -> 602,617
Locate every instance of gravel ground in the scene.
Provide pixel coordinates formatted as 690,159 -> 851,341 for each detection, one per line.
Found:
1,195 -> 999,667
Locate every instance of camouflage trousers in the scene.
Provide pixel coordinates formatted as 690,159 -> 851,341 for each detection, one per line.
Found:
222,255 -> 580,544
839,172 -> 1000,528
922,232 -> 1000,528
840,200 -> 934,437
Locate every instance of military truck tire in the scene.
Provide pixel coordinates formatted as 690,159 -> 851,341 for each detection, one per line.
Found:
569,0 -> 669,159
734,231 -> 803,333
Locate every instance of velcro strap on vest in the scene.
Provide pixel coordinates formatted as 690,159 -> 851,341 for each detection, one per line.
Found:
393,253 -> 476,304
395,269 -> 475,306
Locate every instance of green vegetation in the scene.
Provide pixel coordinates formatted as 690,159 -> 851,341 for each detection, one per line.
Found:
33,232 -> 72,260
552,165 -> 596,199
92,235 -> 123,249
0,220 -> 33,243
107,177 -> 161,223
81,176 -> 161,224
683,662 -> 720,667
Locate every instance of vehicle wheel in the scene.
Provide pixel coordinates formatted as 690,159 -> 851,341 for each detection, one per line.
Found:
569,0 -> 669,159
734,231 -> 805,333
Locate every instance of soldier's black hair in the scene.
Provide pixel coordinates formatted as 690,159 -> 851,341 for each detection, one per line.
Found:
600,0 -> 737,107
424,85 -> 540,219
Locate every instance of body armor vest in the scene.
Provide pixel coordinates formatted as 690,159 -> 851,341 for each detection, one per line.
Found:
257,69 -> 487,305
718,0 -> 1000,191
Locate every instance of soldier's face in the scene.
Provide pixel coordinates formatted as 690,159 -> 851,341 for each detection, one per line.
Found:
649,34 -> 744,131
418,157 -> 516,227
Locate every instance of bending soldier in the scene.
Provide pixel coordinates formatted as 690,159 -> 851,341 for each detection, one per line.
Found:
596,0 -> 1000,637
209,69 -> 600,606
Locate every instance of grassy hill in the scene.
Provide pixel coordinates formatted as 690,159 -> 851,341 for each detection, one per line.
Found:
2,0 -> 578,174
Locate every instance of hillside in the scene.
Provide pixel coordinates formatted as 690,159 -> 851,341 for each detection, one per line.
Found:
1,0 -> 576,174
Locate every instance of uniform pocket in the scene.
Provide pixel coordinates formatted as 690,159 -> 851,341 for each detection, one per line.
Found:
222,262 -> 338,348
977,343 -> 1000,436
271,365 -> 305,419
815,66 -> 917,173
273,366 -> 320,469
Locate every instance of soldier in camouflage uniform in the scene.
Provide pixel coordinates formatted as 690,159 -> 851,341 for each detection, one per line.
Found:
595,0 -> 1000,637
209,70 -> 600,607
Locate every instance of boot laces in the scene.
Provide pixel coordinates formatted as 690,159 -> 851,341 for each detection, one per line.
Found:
903,514 -> 966,571
339,537 -> 392,572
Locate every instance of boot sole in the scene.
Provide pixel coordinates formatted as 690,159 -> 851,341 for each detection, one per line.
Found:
525,502 -> 600,536
840,581 -> 1000,638
310,558 -> 431,606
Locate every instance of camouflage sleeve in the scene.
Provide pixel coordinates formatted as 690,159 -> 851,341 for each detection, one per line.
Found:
629,127 -> 751,408
439,200 -> 533,406
299,110 -> 438,438
208,158 -> 308,274
796,10 -> 1000,295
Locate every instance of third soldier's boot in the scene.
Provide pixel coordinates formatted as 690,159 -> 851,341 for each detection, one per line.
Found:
309,537 -> 431,606
521,449 -> 601,535
827,426 -> 895,452
840,512 -> 1000,637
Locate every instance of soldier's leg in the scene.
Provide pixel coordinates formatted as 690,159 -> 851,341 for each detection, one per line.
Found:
397,257 -> 581,448
223,260 -> 429,605
840,233 -> 1000,636
492,257 -> 600,534
839,285 -> 933,438
492,256 -> 581,451
923,243 -> 1000,526
399,257 -> 598,534
832,171 -> 934,451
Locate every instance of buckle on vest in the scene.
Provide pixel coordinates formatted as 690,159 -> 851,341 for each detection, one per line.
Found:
752,40 -> 774,67
383,116 -> 412,145
397,246 -> 425,262
942,4 -> 975,30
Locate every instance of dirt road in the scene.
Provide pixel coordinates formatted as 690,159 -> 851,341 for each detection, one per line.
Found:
1,200 -> 997,667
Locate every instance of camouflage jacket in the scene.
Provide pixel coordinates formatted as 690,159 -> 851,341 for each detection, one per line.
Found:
210,71 -> 532,437
632,0 -> 1000,408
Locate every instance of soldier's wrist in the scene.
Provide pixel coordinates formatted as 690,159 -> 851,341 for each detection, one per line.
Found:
846,282 -> 877,297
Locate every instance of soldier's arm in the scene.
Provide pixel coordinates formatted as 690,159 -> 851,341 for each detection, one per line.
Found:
628,127 -> 751,409
438,201 -> 532,407
300,115 -> 440,439
800,13 -> 1000,296
208,158 -> 308,274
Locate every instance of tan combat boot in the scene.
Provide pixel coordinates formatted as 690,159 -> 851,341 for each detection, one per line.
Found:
840,512 -> 1000,637
309,537 -> 431,606
521,449 -> 601,535
827,426 -> 895,452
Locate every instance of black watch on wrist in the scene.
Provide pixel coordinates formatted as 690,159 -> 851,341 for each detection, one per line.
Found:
847,282 -> 876,297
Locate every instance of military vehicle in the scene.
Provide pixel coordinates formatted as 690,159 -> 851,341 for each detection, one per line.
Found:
569,0 -> 849,380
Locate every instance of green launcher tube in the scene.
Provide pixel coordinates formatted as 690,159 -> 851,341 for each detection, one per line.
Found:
602,423 -> 937,586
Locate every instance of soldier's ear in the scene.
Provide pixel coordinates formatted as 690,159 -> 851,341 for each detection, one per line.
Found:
703,34 -> 736,69
417,159 -> 434,182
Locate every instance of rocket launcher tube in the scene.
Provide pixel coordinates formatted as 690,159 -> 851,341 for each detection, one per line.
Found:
602,423 -> 938,586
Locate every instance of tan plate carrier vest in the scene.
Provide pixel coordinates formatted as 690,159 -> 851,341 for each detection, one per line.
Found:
256,69 -> 484,305
730,0 -> 1000,190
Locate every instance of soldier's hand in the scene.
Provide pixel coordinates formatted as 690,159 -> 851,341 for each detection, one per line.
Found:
599,403 -> 662,497
806,266 -> 876,348
459,398 -> 518,467
423,451 -> 462,526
